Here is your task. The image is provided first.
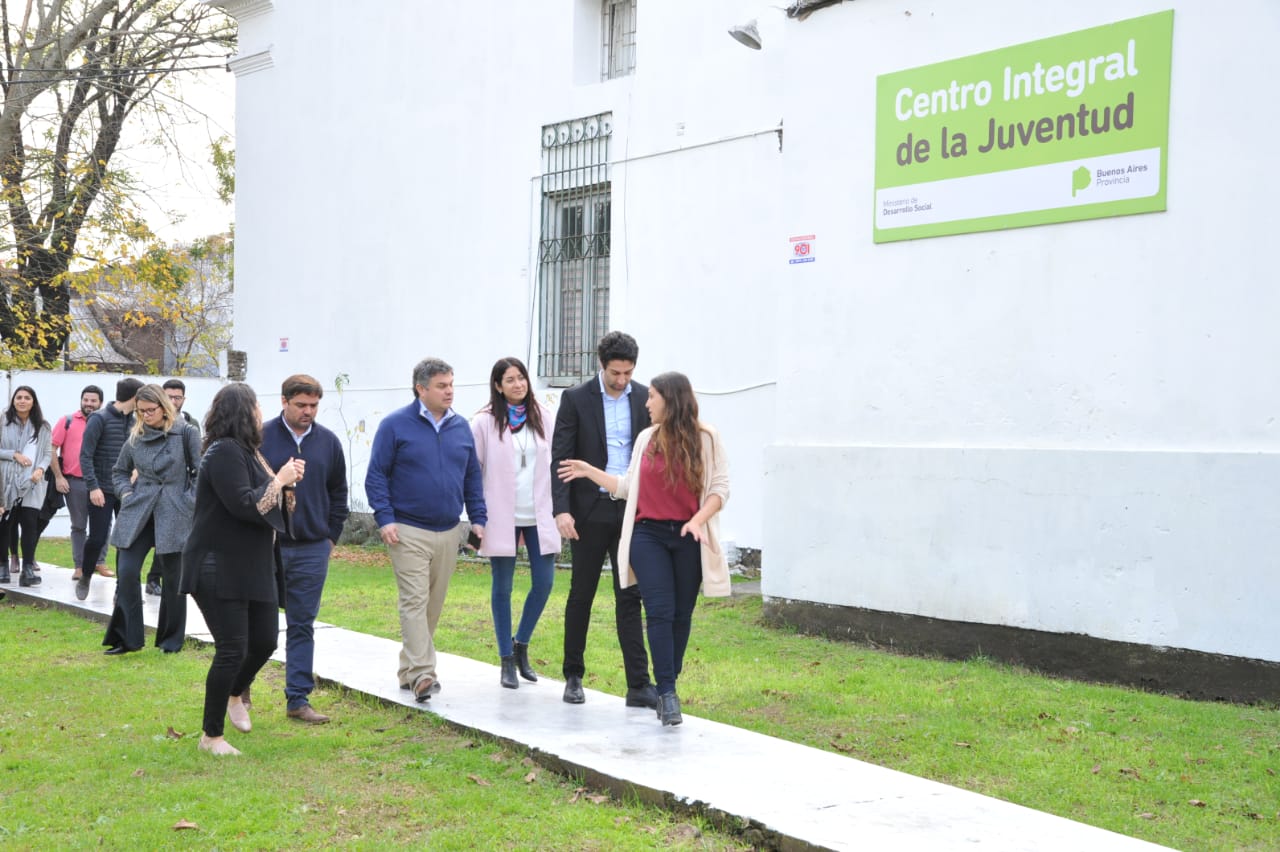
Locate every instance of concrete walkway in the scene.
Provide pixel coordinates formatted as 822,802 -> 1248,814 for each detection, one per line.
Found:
7,563 -> 1169,852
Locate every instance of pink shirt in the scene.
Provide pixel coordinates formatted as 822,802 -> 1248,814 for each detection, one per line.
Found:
51,411 -> 88,477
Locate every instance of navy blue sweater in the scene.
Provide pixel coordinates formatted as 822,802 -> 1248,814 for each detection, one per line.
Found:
365,402 -> 486,532
260,415 -> 350,544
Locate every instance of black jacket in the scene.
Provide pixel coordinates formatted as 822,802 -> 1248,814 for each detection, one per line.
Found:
550,376 -> 650,520
180,439 -> 285,602
79,403 -> 133,494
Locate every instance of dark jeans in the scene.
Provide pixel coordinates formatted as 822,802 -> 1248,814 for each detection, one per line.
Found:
489,526 -> 555,658
103,519 -> 185,652
628,520 -> 702,696
279,539 -> 331,710
81,494 -> 119,575
561,497 -> 651,688
191,560 -> 279,738
1,506 -> 41,562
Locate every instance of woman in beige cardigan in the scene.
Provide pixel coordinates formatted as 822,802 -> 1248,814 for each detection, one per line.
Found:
558,371 -> 729,726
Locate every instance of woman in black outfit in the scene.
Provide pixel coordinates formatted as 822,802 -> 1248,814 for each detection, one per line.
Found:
181,383 -> 303,756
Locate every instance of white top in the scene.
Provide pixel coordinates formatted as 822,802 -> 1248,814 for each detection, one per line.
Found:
512,427 -> 535,526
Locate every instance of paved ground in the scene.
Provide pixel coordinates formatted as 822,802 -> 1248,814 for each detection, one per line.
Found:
6,563 -> 1169,851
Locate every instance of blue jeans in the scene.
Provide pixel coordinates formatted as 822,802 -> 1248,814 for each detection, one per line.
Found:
279,539 -> 332,710
489,527 -> 555,658
629,520 -> 702,695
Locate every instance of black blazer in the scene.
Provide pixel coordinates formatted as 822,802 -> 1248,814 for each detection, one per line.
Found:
180,439 -> 286,602
550,376 -> 650,520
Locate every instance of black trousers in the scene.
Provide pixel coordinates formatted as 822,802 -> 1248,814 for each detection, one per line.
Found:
191,562 -> 278,738
1,506 -> 41,562
561,496 -> 651,688
81,494 -> 120,575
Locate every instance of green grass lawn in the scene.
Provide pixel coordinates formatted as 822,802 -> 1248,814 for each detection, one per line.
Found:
8,539 -> 1280,850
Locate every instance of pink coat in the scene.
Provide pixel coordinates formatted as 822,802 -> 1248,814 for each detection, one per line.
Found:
470,404 -> 561,558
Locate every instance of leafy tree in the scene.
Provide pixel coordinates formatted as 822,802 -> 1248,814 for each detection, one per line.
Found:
0,0 -> 234,367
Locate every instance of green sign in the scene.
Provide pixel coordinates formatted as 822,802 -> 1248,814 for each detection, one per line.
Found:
873,11 -> 1173,243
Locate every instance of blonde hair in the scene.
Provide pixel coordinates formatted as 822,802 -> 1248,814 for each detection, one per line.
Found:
130,384 -> 177,438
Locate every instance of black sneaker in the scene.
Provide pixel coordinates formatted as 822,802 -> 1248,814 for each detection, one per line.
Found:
145,580 -> 162,596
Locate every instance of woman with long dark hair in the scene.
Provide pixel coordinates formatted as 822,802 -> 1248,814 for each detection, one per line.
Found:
471,357 -> 559,689
101,384 -> 201,655
0,386 -> 52,587
181,383 -> 303,756
558,371 -> 730,726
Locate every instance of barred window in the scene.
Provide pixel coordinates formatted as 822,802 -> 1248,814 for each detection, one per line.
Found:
537,114 -> 612,385
601,0 -> 636,80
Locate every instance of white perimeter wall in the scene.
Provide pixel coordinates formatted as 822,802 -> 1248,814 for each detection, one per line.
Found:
4,370 -> 224,537
764,0 -> 1280,662
228,1 -> 1278,662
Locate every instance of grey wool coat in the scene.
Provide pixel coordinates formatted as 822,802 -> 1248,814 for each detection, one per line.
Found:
110,422 -> 201,554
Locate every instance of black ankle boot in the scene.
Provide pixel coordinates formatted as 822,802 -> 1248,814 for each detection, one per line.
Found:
18,562 -> 41,587
658,691 -> 683,726
512,641 -> 538,682
500,656 -> 519,689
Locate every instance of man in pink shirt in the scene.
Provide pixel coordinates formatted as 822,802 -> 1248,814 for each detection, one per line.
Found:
50,385 -> 109,580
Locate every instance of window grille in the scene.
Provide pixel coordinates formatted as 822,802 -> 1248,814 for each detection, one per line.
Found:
537,113 -> 612,385
601,0 -> 636,80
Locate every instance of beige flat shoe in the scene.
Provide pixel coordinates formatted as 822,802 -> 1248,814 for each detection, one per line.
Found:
199,734 -> 242,756
227,696 -> 252,733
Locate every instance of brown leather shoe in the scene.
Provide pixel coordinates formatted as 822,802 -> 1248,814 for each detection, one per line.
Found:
94,564 -> 115,578
413,676 -> 441,703
286,704 -> 331,724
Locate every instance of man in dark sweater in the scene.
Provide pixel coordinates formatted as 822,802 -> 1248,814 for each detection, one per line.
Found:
365,357 -> 486,702
261,374 -> 349,724
75,377 -> 142,601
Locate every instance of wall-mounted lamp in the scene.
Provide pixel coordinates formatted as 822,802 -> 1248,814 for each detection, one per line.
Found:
728,18 -> 762,50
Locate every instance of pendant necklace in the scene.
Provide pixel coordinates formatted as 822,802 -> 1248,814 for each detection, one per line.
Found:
515,428 -> 530,469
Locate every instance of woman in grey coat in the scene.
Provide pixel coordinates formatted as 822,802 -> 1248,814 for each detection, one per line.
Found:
102,384 -> 201,655
0,385 -> 53,587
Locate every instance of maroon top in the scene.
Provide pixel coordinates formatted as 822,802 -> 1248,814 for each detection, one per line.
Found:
635,447 -> 699,522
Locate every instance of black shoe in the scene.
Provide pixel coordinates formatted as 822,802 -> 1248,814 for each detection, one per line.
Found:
500,656 -> 519,689
0,562 -> 9,584
625,684 -> 658,709
104,646 -> 139,656
512,641 -> 538,682
74,574 -> 91,601
145,580 -> 162,596
658,691 -> 683,726
563,675 -> 585,704
18,562 -> 40,587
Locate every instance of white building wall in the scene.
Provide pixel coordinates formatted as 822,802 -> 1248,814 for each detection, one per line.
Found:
765,0 -> 1280,662
228,0 -> 783,534
226,1 -> 1278,663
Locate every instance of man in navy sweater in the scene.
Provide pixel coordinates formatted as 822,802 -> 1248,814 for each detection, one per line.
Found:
261,374 -> 349,724
366,357 -> 486,702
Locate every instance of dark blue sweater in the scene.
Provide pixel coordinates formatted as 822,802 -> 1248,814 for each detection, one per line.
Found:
365,402 -> 486,532
260,415 -> 349,544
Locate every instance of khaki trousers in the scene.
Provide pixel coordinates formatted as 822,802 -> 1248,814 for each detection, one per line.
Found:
390,524 -> 460,688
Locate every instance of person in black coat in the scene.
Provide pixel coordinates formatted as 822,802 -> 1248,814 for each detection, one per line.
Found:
181,383 -> 303,757
550,331 -> 656,707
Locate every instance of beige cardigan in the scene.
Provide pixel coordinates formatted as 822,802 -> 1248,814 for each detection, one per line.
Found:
612,424 -> 731,597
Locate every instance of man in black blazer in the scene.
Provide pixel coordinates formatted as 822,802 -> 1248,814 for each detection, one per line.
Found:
551,331 -> 656,707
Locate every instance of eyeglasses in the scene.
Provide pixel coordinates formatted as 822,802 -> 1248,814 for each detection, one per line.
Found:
137,405 -> 162,417
166,394 -> 184,402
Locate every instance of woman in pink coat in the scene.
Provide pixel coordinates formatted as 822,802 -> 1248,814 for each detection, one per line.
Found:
471,357 -> 560,689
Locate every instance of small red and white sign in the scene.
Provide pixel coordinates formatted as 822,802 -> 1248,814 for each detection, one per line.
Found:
279,337 -> 289,352
789,234 -> 816,265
